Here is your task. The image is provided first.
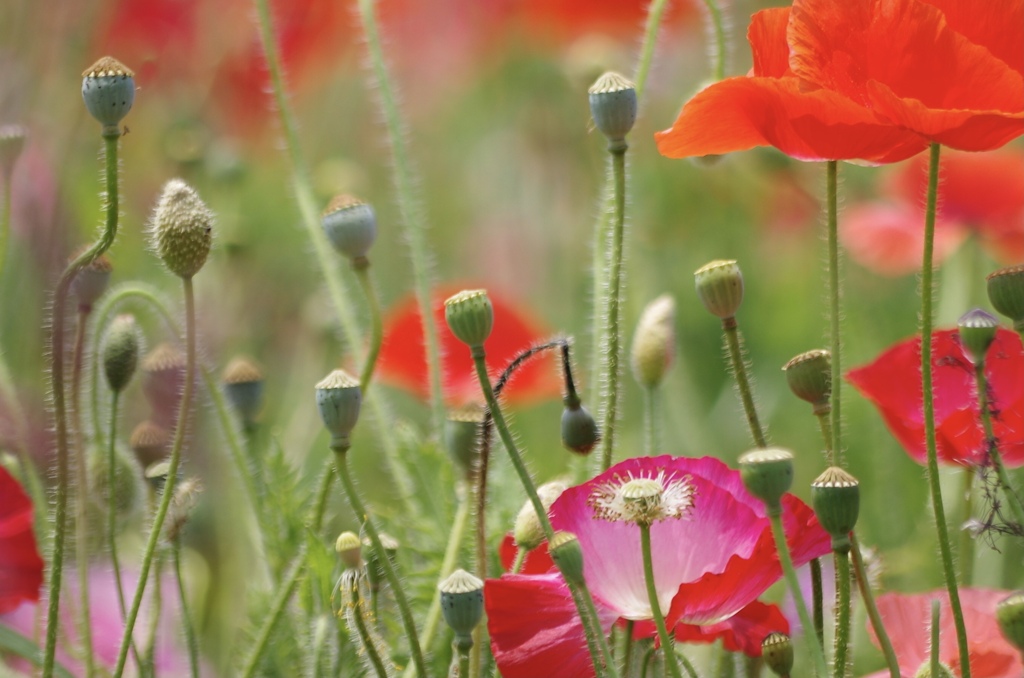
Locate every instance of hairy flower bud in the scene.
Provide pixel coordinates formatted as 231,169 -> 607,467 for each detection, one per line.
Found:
102,315 -> 142,394
150,179 -> 214,278
549,531 -> 585,587
631,294 -> 676,389
81,56 -> 135,132
513,481 -> 567,552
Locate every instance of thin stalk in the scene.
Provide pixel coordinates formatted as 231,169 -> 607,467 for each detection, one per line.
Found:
144,550 -> 164,674
0,170 -> 10,276
975,365 -> 1024,526
112,276 -> 197,678
722,319 -> 767,447
767,510 -> 828,677
850,533 -> 898,678
510,548 -> 526,575
355,0 -> 444,439
833,550 -> 851,678
700,0 -> 728,81
70,307 -> 95,678
826,161 -> 842,462
622,620 -> 635,676
930,600 -> 940,677
677,650 -> 699,678
816,410 -> 834,466
958,468 -> 975,586
173,537 -> 200,678
639,524 -> 683,678
643,386 -> 658,456
353,261 -> 384,395
350,574 -> 391,678
43,129 -> 121,678
920,142 -> 971,678
598,146 -> 627,472
567,582 -> 610,678
811,558 -> 824,648
457,645 -> 470,678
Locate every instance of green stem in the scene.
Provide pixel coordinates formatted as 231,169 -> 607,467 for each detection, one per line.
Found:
723,320 -> 767,448
643,386 -> 658,456
173,537 -> 200,678
333,447 -> 427,677
0,171 -> 10,278
43,129 -> 121,678
353,262 -> 384,395
767,510 -> 828,677
930,600 -> 941,677
70,307 -> 95,678
511,548 -> 526,575
920,142 -> 971,678
599,146 -> 627,473
144,550 -> 164,674
639,524 -> 683,678
850,533 -> 898,678
112,276 -> 197,678
974,365 -> 1024,527
457,645 -> 471,678
622,621 -> 635,675
816,410 -> 834,467
811,557 -> 824,648
355,0 -> 444,439
349,574 -> 391,678
700,0 -> 728,81
833,550 -> 851,678
958,468 -> 975,586
826,161 -> 842,463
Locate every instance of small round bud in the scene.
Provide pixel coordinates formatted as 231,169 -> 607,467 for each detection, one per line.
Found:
783,349 -> 831,413
738,448 -> 794,513
445,405 -> 484,475
631,294 -> 676,389
913,663 -> 955,678
363,533 -> 399,593
315,369 -> 362,449
321,195 -> 377,261
561,401 -> 599,455
102,315 -> 142,394
958,308 -> 1000,366
81,56 -> 135,132
513,481 -> 567,552
439,568 -> 484,649
444,289 -> 493,349
150,179 -> 214,279
588,72 -> 637,145
222,357 -> 264,428
549,531 -> 585,587
0,124 -> 27,177
987,265 -> 1024,332
695,260 -> 744,320
129,420 -> 171,469
71,252 -> 112,311
761,632 -> 794,676
996,591 -> 1024,651
335,531 -> 362,569
811,466 -> 860,552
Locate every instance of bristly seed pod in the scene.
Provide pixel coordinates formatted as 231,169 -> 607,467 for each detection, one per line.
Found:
444,289 -> 494,350
761,632 -> 794,677
81,56 -> 135,132
102,314 -> 142,394
321,194 -> 377,263
513,480 -> 567,552
549,531 -> 585,587
588,72 -> 637,147
695,260 -> 744,320
987,264 -> 1024,332
129,420 -> 171,469
738,447 -> 794,514
811,466 -> 860,553
0,124 -> 27,177
222,357 -> 265,429
957,308 -> 1000,366
631,294 -> 676,389
71,251 -> 112,311
315,369 -> 362,450
783,349 -> 831,414
150,179 -> 214,279
142,342 -> 186,426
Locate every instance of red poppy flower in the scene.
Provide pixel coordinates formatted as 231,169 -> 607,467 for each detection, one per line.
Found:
847,328 -> 1024,467
376,287 -> 561,406
839,202 -> 966,276
499,532 -> 555,574
655,7 -> 928,163
0,465 -> 43,614
864,588 -> 1024,678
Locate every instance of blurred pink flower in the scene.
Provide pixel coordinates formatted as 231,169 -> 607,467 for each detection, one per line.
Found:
840,202 -> 966,276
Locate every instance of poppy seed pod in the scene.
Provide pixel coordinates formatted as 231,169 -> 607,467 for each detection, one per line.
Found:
588,72 -> 637,146
957,308 -> 1000,365
549,531 -> 585,587
81,56 -> 135,132
322,194 -> 377,262
987,265 -> 1024,332
513,480 -> 567,552
695,260 -> 744,320
739,448 -> 794,513
811,466 -> 859,552
222,357 -> 264,428
142,343 -> 185,424
150,179 -> 214,279
996,591 -> 1024,651
315,369 -> 362,450
0,124 -> 26,177
561,399 -> 599,455
445,404 -> 484,476
71,252 -> 112,311
129,420 -> 171,470
783,349 -> 831,413
102,314 -> 142,394
761,632 -> 793,677
335,531 -> 362,569
439,569 -> 484,650
912,663 -> 955,678
444,289 -> 493,349
631,294 -> 676,389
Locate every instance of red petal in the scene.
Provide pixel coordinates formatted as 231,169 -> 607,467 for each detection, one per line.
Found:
839,202 -> 966,276
498,533 -> 555,574
673,600 -> 790,657
917,0 -> 1024,76
748,8 -> 792,78
0,467 -> 43,614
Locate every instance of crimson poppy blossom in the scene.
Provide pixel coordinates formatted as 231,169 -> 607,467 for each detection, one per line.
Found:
376,287 -> 561,406
864,588 -> 1024,677
486,456 -> 830,676
0,465 -> 43,614
848,328 -> 1024,467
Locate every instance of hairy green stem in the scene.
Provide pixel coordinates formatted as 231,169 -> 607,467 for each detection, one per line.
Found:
457,644 -> 471,678
850,533 -> 898,678
700,0 -> 728,81
353,261 -> 384,395
643,386 -> 658,456
144,550 -> 164,674
173,537 -> 200,678
70,307 -> 95,678
920,142 -> 970,678
833,550 -> 851,678
510,548 -> 526,575
930,600 -> 941,677
599,146 -> 627,472
826,161 -> 842,463
639,524 -> 683,678
622,621 -> 635,675
0,172 -> 10,278
811,557 -> 825,648
350,574 -> 391,678
816,410 -> 834,467
958,468 -> 975,586
723,319 -> 767,448
974,365 -> 1024,527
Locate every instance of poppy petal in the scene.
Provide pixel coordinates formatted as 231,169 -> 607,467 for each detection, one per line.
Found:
839,202 -> 966,276
748,8 -> 792,78
498,533 -> 555,574
673,600 -> 790,657
0,466 -> 43,614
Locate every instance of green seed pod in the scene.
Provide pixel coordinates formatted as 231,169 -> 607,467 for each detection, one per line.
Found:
631,294 -> 676,389
81,56 -> 135,132
129,420 -> 171,470
321,194 -> 377,261
783,349 -> 831,413
445,404 -> 484,476
0,124 -> 26,177
811,466 -> 859,552
996,591 -> 1024,651
761,632 -> 794,677
71,252 -> 112,311
315,369 -> 362,450
695,260 -> 744,320
561,400 -> 599,455
222,357 -> 264,428
444,289 -> 493,349
335,531 -> 362,570
363,533 -> 399,593
439,568 -> 484,650
738,448 -> 794,513
987,264 -> 1024,332
150,179 -> 214,279
588,72 -> 637,146
513,481 -> 567,552
913,663 -> 955,678
102,314 -> 142,394
958,308 -> 1000,366
549,531 -> 586,587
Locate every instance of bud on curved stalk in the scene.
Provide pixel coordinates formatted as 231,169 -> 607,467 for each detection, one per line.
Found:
561,401 -> 599,455
588,72 -> 637,148
695,259 -> 743,320
102,314 -> 142,394
81,56 -> 134,134
761,632 -> 794,677
315,369 -> 362,450
957,308 -> 999,366
222,357 -> 265,429
987,265 -> 1024,333
150,179 -> 214,279
445,289 -> 493,350
439,569 -> 484,652
322,194 -> 377,263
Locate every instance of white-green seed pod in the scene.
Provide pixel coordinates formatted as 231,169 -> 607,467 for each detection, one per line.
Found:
82,56 -> 135,132
102,314 -> 143,394
957,308 -> 1000,366
695,259 -> 744,320
761,632 -> 793,676
315,369 -> 362,450
913,662 -> 955,678
321,194 -> 377,261
549,531 -> 585,587
513,480 -> 567,552
222,357 -> 264,428
811,466 -> 859,553
150,179 -> 214,279
631,294 -> 676,389
739,448 -> 794,513
445,289 -> 493,349
439,568 -> 484,650
588,72 -> 637,146
335,531 -> 362,570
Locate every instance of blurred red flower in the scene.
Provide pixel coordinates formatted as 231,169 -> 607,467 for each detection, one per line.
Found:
376,288 -> 561,406
847,328 -> 1024,467
0,466 -> 43,614
839,202 -> 966,277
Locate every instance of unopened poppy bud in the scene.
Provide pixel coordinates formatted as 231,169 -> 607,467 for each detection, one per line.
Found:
958,308 -> 1000,365
165,477 -> 201,543
222,357 -> 264,428
513,481 -> 567,551
996,591 -> 1024,651
811,466 -> 859,553
144,460 -> 171,493
549,531 -> 585,587
150,179 -> 214,279
129,420 -> 171,469
987,265 -> 1024,332
588,72 -> 637,147
0,124 -> 26,176
739,448 -> 794,514
761,632 -> 793,677
445,404 -> 484,475
439,568 -> 484,651
913,663 -> 955,678
631,294 -> 676,389
81,56 -> 135,133
363,533 -> 399,592
783,349 -> 831,413
71,252 -> 112,311
335,531 -> 362,569
315,369 -> 362,450
695,260 -> 744,320
444,289 -> 493,349
102,315 -> 142,394
561,399 -> 599,455
322,194 -> 377,263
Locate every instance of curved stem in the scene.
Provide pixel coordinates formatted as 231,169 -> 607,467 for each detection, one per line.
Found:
975,365 -> 1024,527
349,574 -> 391,678
826,161 -> 842,463
850,533 -> 898,678
700,0 -> 728,81
958,468 -> 976,586
920,142 -> 970,678
70,307 -> 95,678
833,550 -> 851,678
639,523 -> 683,678
353,262 -> 384,395
173,538 -> 200,678
599,146 -> 627,473
811,557 -> 824,648
722,320 -> 767,448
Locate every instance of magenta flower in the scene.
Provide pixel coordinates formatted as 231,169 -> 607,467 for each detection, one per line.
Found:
485,456 -> 831,676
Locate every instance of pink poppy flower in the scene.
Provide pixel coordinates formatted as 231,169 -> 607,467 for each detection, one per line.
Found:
0,465 -> 43,614
840,202 -> 966,276
848,328 -> 1024,467
486,456 -> 830,676
865,588 -> 1024,677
